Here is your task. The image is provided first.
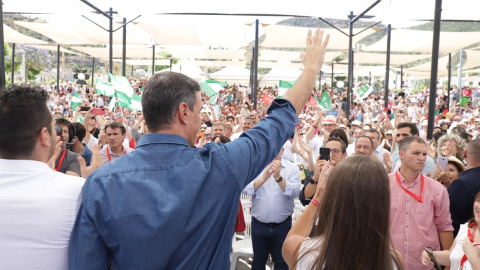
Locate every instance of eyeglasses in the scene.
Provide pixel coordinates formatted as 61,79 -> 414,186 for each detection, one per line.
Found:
205,134 -> 212,137
330,149 -> 342,155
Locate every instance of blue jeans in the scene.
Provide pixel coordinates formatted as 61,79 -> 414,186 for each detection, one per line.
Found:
251,216 -> 291,270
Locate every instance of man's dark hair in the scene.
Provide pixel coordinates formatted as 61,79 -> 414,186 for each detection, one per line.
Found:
397,122 -> 419,136
399,136 -> 426,152
325,137 -> 347,153
459,132 -> 472,143
452,126 -> 467,135
243,116 -> 253,122
366,128 -> 380,139
105,122 -> 126,135
0,85 -> 52,158
72,122 -> 86,142
226,115 -> 234,122
142,71 -> 200,132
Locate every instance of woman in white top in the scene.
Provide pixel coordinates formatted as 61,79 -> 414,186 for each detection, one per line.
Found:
422,191 -> 480,270
282,155 -> 403,270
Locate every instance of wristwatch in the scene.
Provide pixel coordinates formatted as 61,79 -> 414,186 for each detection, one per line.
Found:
275,176 -> 283,183
309,178 -> 318,184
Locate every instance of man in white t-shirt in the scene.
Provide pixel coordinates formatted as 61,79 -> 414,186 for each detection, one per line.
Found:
0,85 -> 86,270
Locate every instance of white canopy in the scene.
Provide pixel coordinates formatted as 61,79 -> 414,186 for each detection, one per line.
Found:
70,45 -> 155,58
208,66 -> 251,81
340,52 -> 431,66
365,29 -> 480,53
261,25 -> 374,50
463,50 -> 480,70
261,66 -> 303,82
405,54 -> 452,76
4,24 -> 47,44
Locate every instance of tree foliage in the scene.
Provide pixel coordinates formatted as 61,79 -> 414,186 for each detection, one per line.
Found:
16,45 -> 52,77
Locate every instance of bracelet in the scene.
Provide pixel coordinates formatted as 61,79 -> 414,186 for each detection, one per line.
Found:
311,199 -> 319,207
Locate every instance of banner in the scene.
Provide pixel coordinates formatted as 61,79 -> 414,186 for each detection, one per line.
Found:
353,84 -> 374,100
278,80 -> 295,98
108,72 -> 134,105
308,91 -> 332,111
262,92 -> 274,106
199,81 -> 224,97
70,92 -> 82,111
95,79 -> 115,97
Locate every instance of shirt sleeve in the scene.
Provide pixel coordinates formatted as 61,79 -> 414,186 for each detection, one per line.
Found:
242,174 -> 259,196
67,152 -> 82,176
422,156 -> 436,176
434,186 -> 454,232
448,180 -> 471,236
69,187 -> 110,270
282,163 -> 301,198
222,99 -> 297,190
299,171 -> 315,206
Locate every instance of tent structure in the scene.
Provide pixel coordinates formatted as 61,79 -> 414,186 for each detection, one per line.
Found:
261,66 -> 303,83
365,29 -> 480,53
4,24 -> 47,44
208,66 -> 251,82
405,54 -> 452,76
339,52 -> 431,66
167,62 -> 206,81
463,50 -> 480,70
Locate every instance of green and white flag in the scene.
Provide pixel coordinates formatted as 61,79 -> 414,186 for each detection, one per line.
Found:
199,81 -> 225,97
317,91 -> 332,111
130,94 -> 142,111
278,80 -> 295,98
95,79 -> 115,97
70,92 -> 82,111
108,72 -> 134,105
353,84 -> 374,100
108,96 -> 117,111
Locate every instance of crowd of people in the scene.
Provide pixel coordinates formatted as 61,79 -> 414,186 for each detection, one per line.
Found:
2,28 -> 480,270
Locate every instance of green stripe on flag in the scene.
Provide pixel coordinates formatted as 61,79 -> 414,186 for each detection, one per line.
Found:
70,92 -> 82,111
278,80 -> 295,98
108,97 -> 117,111
206,80 -> 228,87
353,84 -> 373,100
317,91 -> 332,111
199,82 -> 222,96
95,79 -> 115,97
130,94 -> 142,111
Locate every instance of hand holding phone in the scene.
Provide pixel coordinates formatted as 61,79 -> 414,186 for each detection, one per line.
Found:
92,108 -> 105,116
319,147 -> 330,161
436,156 -> 448,171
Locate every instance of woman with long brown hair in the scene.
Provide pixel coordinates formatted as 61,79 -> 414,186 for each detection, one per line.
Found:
282,155 -> 403,270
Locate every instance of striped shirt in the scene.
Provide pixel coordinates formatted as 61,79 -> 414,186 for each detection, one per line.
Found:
389,170 -> 453,270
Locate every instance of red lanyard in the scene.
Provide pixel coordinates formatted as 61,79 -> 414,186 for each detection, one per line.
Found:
55,149 -> 67,172
395,171 -> 424,202
460,223 -> 480,269
106,146 -> 126,162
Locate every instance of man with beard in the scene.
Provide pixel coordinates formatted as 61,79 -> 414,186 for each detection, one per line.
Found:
0,85 -> 85,269
54,118 -> 82,176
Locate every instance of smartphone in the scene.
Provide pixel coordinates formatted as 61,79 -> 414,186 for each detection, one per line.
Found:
319,147 -> 330,161
437,156 -> 448,171
424,247 -> 441,270
80,106 -> 91,111
92,108 -> 105,116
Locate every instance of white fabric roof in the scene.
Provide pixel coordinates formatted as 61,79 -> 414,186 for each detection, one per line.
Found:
258,50 -> 341,63
4,24 -> 47,44
137,23 -> 250,46
339,52 -> 431,66
261,66 -> 303,82
208,66 -> 251,81
161,47 -> 247,60
4,0 -> 480,22
15,19 -> 153,45
32,45 -> 81,55
463,50 -> 480,70
261,25 -> 374,50
113,59 -> 171,66
70,46 -> 155,58
405,55 -> 451,76
365,29 -> 480,53
167,63 -> 206,80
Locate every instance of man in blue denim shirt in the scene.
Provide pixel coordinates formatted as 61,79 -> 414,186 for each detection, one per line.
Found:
69,29 -> 330,269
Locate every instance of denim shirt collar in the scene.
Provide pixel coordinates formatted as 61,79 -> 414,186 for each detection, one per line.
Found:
137,133 -> 190,148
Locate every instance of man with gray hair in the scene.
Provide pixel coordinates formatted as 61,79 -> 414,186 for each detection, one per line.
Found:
448,139 -> 480,236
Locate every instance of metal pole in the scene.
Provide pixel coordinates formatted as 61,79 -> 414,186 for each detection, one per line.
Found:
331,62 -> 334,91
384,24 -> 391,109
122,17 -> 126,77
169,58 -> 172,71
346,11 -> 353,121
131,65 -> 134,77
458,49 -> 463,91
152,45 -> 155,76
427,0 -> 443,140
91,58 -> 95,87
11,43 -> 15,85
109,8 -> 113,74
400,65 -> 403,89
447,53 -> 451,110
57,44 -> 60,92
253,19 -> 259,110
369,71 -> 372,85
250,52 -> 254,90
0,1 -> 5,87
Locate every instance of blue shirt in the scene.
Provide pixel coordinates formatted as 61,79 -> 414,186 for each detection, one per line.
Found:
68,99 -> 297,270
242,159 -> 301,223
82,144 -> 92,166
